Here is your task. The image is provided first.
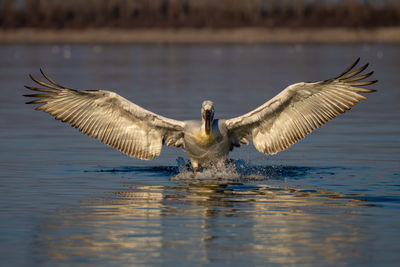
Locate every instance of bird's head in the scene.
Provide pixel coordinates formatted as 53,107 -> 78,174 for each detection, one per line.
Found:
201,100 -> 214,136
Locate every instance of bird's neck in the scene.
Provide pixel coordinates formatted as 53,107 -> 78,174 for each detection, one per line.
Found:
201,119 -> 207,133
193,123 -> 214,145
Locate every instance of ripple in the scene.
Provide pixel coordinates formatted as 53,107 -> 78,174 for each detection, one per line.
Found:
83,159 -> 400,207
86,159 -> 317,181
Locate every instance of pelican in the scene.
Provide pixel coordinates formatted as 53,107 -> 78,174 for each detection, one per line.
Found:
25,58 -> 376,173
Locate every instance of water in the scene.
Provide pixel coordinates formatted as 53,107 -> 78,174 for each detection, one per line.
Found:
0,44 -> 399,266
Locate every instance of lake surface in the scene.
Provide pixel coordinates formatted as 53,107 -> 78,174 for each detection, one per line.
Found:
0,44 -> 399,266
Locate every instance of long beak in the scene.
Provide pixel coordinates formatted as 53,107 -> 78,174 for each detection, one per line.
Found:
205,110 -> 212,136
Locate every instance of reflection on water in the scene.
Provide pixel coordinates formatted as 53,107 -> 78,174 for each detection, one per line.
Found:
33,165 -> 391,265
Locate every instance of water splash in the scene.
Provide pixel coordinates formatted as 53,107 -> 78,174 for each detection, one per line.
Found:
171,157 -> 312,183
172,163 -> 242,183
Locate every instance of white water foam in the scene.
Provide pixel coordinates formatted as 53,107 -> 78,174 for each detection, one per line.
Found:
171,157 -> 277,183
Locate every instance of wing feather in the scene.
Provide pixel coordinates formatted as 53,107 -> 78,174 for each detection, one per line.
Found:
225,58 -> 377,155
24,71 -> 185,160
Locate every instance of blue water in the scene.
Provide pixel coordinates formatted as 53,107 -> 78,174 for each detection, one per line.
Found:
0,44 -> 399,266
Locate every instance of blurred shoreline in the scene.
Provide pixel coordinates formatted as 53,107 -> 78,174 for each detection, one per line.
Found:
2,27 -> 400,44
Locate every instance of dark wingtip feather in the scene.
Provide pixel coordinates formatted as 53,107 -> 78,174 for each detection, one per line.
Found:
25,99 -> 42,104
333,57 -> 360,79
40,68 -> 66,89
23,93 -> 52,98
28,73 -> 63,91
345,71 -> 374,82
24,85 -> 56,93
340,63 -> 369,81
349,80 -> 378,87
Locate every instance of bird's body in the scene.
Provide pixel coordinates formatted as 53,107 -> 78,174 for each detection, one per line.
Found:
25,58 -> 377,173
183,119 -> 230,170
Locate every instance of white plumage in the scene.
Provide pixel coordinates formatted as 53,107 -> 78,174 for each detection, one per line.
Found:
25,58 -> 376,172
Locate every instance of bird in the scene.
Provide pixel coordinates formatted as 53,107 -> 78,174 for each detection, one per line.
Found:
24,58 -> 376,173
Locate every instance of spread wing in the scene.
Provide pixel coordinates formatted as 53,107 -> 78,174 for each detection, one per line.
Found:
24,70 -> 185,160
225,58 -> 377,155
